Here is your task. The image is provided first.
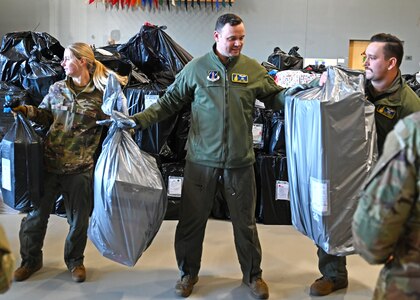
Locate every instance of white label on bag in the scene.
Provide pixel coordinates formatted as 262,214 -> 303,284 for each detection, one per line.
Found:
1,158 -> 12,191
310,177 -> 330,215
252,123 -> 263,144
275,180 -> 289,200
144,94 -> 159,109
255,99 -> 265,109
168,176 -> 183,198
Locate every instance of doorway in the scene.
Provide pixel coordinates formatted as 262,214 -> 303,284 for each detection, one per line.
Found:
348,40 -> 370,70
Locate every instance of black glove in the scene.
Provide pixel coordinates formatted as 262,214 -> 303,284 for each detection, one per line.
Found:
4,95 -> 27,116
9,105 -> 28,117
4,95 -> 20,109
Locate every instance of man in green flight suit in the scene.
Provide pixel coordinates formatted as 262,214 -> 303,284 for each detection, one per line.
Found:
310,33 -> 420,296
123,13 -> 288,299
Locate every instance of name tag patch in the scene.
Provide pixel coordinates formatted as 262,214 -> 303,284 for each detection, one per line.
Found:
376,105 -> 396,119
232,73 -> 248,83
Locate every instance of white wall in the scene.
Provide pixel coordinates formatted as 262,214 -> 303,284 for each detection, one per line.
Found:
0,0 -> 419,73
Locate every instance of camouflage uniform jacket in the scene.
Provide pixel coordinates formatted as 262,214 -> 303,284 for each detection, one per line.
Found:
26,77 -> 106,174
0,224 -> 14,294
352,111 -> 420,299
366,72 -> 420,155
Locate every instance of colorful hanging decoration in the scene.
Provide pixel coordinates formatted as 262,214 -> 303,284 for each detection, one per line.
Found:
87,0 -> 235,10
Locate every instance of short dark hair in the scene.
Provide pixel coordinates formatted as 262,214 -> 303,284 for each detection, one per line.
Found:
215,13 -> 243,32
370,33 -> 404,67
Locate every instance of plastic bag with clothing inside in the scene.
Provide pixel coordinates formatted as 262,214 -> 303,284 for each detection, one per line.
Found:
88,73 -> 167,266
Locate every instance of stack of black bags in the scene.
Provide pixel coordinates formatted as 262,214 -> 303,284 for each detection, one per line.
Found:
0,31 -> 66,140
0,32 -> 65,213
115,24 -> 193,220
0,25 -> 194,220
252,106 -> 290,225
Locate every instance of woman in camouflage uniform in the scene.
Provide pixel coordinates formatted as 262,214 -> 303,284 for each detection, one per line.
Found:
11,43 -> 127,283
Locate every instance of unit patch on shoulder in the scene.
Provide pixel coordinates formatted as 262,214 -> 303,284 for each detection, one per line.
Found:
232,73 -> 248,83
207,71 -> 220,82
376,105 -> 396,119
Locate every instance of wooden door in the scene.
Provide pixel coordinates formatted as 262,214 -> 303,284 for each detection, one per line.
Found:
348,40 -> 370,70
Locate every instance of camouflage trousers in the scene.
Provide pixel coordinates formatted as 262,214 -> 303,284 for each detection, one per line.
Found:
19,170 -> 93,271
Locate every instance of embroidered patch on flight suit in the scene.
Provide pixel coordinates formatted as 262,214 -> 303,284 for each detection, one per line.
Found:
232,73 -> 248,83
207,71 -> 220,82
376,105 -> 396,119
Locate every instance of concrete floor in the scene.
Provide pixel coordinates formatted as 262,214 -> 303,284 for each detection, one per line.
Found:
0,211 -> 381,300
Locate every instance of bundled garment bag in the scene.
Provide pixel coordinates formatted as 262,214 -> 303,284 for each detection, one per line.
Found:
88,74 -> 167,266
285,66 -> 377,255
1,112 -> 43,211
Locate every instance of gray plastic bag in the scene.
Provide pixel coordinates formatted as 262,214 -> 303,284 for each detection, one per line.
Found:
285,66 -> 377,255
88,74 -> 167,266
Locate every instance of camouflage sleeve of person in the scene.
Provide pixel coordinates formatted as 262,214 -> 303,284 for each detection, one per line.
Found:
9,93 -> 54,128
25,82 -> 69,127
352,117 -> 417,264
0,224 -> 15,294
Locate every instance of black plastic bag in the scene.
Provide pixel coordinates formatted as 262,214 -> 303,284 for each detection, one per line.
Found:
0,82 -> 31,142
0,113 -> 44,211
94,45 -> 133,77
117,23 -> 193,84
163,105 -> 190,163
268,46 -> 303,71
253,107 -> 265,150
402,73 -> 420,95
124,82 -> 177,164
261,61 -> 281,73
267,110 -> 286,155
0,31 -> 64,84
20,49 -> 65,105
303,64 -> 327,74
253,108 -> 273,152
160,162 -> 184,220
255,154 -> 291,225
